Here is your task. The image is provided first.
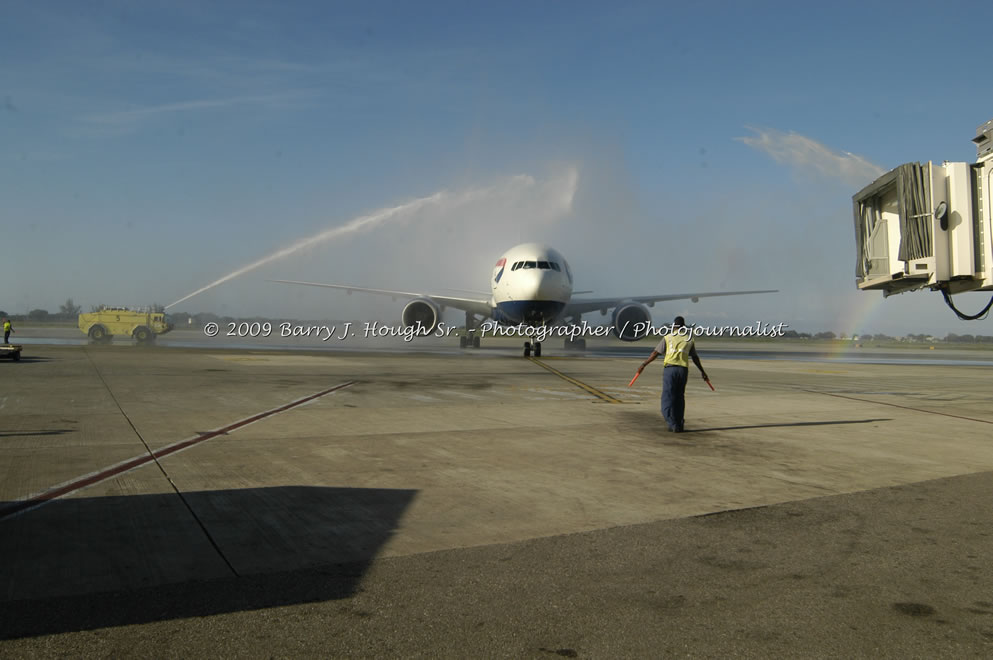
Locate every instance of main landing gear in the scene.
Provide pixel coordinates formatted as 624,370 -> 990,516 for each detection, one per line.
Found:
459,312 -> 482,349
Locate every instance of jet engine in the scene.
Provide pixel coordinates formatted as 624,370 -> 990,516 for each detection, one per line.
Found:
401,298 -> 440,335
611,302 -> 652,341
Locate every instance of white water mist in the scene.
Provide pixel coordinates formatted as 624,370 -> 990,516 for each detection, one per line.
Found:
166,167 -> 578,309
736,127 -> 885,186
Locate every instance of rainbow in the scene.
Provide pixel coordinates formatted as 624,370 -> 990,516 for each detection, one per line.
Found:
831,293 -> 887,356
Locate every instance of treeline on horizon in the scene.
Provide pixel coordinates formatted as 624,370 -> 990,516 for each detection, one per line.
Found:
1,299 -> 165,323
781,330 -> 993,343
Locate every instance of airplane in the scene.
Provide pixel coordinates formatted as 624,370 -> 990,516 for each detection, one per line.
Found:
271,242 -> 776,357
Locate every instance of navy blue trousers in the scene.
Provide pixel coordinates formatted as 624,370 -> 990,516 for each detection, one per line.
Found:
661,365 -> 688,431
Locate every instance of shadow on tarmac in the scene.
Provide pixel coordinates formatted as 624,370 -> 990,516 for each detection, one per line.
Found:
684,418 -> 892,433
612,409 -> 893,437
0,429 -> 76,437
0,356 -> 53,363
0,485 -> 416,639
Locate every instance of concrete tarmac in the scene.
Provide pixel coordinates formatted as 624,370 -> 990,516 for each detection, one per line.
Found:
1,342 -> 992,656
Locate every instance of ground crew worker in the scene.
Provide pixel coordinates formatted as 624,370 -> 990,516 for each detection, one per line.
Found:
3,318 -> 12,344
635,316 -> 709,432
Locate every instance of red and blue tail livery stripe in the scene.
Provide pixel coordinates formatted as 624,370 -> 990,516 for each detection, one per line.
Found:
494,258 -> 506,283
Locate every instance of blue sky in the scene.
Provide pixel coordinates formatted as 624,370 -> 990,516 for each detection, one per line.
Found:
3,0 -> 993,335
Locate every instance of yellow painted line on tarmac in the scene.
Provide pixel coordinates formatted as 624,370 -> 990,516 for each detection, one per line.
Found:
528,357 -> 624,403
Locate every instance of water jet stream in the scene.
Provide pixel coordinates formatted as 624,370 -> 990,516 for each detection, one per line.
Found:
166,168 -> 577,310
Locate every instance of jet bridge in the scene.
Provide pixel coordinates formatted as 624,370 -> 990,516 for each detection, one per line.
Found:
852,118 -> 993,318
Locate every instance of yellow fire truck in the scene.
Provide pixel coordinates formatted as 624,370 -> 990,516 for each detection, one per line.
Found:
78,307 -> 173,343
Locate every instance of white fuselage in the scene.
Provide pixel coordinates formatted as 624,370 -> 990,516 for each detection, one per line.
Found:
489,243 -> 573,325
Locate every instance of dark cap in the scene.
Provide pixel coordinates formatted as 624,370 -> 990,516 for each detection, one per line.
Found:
673,316 -> 685,327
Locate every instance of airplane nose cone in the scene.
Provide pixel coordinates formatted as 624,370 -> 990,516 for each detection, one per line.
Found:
520,270 -> 563,300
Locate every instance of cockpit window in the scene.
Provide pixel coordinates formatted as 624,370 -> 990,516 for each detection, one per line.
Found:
523,261 -> 537,269
511,261 -> 521,271
550,262 -> 561,271
537,261 -> 550,269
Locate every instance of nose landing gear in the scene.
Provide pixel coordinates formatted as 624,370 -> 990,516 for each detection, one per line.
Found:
524,341 -> 541,357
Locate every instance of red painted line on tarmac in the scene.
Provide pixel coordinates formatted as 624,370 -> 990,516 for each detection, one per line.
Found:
0,381 -> 356,521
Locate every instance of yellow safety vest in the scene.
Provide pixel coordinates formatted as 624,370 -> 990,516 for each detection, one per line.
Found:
663,332 -> 693,367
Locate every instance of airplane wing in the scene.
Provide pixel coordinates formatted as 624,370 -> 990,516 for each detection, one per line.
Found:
269,280 -> 494,317
562,289 -> 778,316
